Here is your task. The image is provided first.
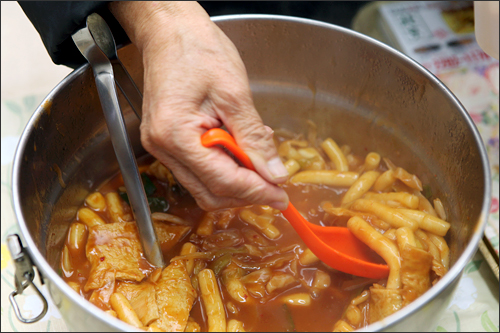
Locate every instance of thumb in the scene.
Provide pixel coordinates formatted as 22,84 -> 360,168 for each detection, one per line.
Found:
225,112 -> 289,186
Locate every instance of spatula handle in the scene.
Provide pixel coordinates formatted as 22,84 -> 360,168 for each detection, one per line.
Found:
201,128 -> 256,171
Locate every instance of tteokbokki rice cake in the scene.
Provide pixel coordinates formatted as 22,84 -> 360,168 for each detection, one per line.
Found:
60,125 -> 450,332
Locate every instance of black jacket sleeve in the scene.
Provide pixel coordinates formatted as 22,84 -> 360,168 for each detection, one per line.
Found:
20,1 -> 367,69
19,1 -> 129,69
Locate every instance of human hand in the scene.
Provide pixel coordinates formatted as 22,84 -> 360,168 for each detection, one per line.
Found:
109,1 -> 289,211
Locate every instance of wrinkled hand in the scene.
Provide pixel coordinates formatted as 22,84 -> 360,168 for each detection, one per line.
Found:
109,1 -> 289,211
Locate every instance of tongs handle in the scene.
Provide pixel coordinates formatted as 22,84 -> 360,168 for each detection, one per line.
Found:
72,13 -> 164,268
85,11 -> 143,120
112,61 -> 143,120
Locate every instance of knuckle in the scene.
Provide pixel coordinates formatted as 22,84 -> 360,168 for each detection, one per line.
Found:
214,87 -> 252,115
140,115 -> 170,149
242,124 -> 270,145
239,126 -> 277,157
227,88 -> 251,105
150,121 -> 173,147
141,115 -> 192,156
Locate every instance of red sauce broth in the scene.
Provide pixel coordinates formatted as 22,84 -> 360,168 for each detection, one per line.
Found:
61,154 -> 385,332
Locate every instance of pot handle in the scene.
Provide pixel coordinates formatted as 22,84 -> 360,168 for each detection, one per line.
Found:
7,234 -> 48,324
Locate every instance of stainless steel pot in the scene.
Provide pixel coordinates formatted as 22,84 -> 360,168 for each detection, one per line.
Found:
11,15 -> 490,332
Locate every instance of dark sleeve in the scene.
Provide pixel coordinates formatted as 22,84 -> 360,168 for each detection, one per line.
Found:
19,1 -> 129,69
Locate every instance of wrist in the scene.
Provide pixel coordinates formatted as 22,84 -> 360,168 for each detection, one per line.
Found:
108,1 -> 211,54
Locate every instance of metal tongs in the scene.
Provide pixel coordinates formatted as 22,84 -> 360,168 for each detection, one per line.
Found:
72,13 -> 164,268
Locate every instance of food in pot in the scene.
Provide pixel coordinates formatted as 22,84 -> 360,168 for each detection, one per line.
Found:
59,126 -> 450,332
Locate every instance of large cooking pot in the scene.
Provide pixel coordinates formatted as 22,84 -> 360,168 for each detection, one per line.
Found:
11,15 -> 490,331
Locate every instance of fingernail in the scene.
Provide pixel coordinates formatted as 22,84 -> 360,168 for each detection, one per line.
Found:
269,200 -> 289,211
264,126 -> 274,135
267,157 -> 288,179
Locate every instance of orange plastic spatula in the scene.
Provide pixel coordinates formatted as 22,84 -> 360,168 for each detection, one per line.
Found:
201,128 -> 389,279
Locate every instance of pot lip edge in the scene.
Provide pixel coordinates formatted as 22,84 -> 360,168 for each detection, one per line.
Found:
10,13 -> 493,331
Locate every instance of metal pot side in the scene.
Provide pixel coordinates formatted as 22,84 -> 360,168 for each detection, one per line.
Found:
11,15 -> 490,332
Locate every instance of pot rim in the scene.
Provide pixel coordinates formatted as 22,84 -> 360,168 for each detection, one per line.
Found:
11,14 -> 491,332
